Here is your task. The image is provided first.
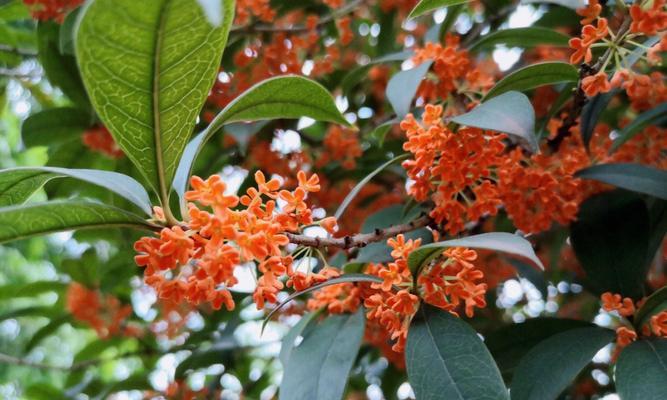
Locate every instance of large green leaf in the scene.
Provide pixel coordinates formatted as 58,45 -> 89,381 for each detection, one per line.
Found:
406,306 -> 508,400
279,310 -> 321,367
485,318 -> 593,381
173,75 -> 349,201
0,167 -> 153,214
451,91 -> 538,153
469,28 -> 570,51
0,200 -> 154,243
21,107 -> 92,147
576,163 -> 667,200
408,232 -> 544,275
408,0 -> 471,19
76,0 -> 234,201
510,327 -> 614,400
484,62 -> 578,100
386,61 -> 432,117
610,102 -> 667,152
615,339 -> 667,400
279,309 -> 365,400
570,191 -> 650,299
579,90 -> 617,149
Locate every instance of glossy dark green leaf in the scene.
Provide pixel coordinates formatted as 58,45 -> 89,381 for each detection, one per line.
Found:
570,191 -> 651,299
615,339 -> 667,400
634,287 -> 667,331
408,232 -> 544,275
0,167 -> 153,214
0,200 -> 154,244
173,75 -> 349,201
406,306 -> 508,400
485,318 -> 593,380
279,309 -> 365,400
451,91 -> 538,153
610,102 -> 667,152
21,107 -> 92,148
469,28 -> 569,51
580,90 -> 617,149
279,310 -> 321,367
77,0 -> 234,199
484,62 -> 578,100
576,163 -> 667,200
408,0 -> 471,19
510,327 -> 614,400
386,61 -> 432,117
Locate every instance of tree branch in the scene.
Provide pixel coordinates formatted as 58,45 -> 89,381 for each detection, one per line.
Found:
286,214 -> 433,249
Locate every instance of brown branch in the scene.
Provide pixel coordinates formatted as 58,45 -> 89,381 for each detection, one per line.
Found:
230,0 -> 363,34
286,214 -> 433,249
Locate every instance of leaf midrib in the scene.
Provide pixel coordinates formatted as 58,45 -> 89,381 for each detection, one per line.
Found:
423,308 -> 464,400
153,0 -> 170,204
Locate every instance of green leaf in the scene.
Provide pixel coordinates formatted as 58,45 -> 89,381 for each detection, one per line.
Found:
0,281 -> 67,301
263,274 -> 383,329
368,119 -> 396,147
484,62 -> 578,100
0,200 -> 154,244
0,306 -> 60,322
334,153 -> 409,220
0,1 -> 30,21
406,305 -> 508,400
610,102 -> 667,152
25,314 -> 73,352
576,163 -> 667,200
175,336 -> 238,378
634,287 -> 667,331
76,0 -> 234,200
408,0 -> 471,19
0,167 -> 153,214
408,232 -> 544,275
279,310 -> 321,368
469,28 -> 570,51
37,21 -> 90,110
570,191 -> 650,299
21,107 -> 92,148
173,75 -> 349,201
341,51 -> 412,94
451,91 -> 538,153
615,339 -> 667,400
510,327 -> 614,400
386,61 -> 432,117
522,0 -> 584,10
58,7 -> 79,55
279,309 -> 365,400
580,90 -> 617,149
485,318 -> 594,381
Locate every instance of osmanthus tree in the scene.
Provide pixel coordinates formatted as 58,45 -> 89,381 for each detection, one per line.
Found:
0,0 -> 665,398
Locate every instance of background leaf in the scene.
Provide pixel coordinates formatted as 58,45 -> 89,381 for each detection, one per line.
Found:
469,28 -> 569,51
386,61 -> 432,118
510,327 -> 614,400
279,309 -> 365,400
615,339 -> 667,400
408,0 -> 471,19
406,306 -> 508,400
451,91 -> 538,152
484,62 -> 578,100
610,103 -> 667,152
576,163 -> 667,200
76,0 -> 234,198
21,107 -> 92,148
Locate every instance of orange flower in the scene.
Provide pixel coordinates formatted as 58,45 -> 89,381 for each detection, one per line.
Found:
650,311 -> 667,336
319,216 -> 338,235
297,170 -> 321,193
186,175 -> 239,211
23,0 -> 83,22
582,72 -> 611,97
81,126 -> 124,159
613,326 -> 637,361
576,0 -> 602,25
601,292 -> 636,317
630,0 -> 667,36
66,282 -> 135,339
569,37 -> 593,64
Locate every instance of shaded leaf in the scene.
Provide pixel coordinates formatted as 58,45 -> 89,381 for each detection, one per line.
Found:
451,91 -> 538,152
615,339 -> 667,400
341,51 -> 412,94
406,305 -> 508,400
175,336 -> 238,378
634,287 -> 667,331
469,28 -> 569,51
484,62 -> 578,100
279,310 -> 321,367
25,315 -> 73,352
21,107 -> 92,148
279,309 -> 365,400
77,0 -> 234,198
510,327 -> 614,400
576,163 -> 667,200
386,61 -> 432,117
408,0 -> 471,19
0,281 -> 67,301
610,102 -> 667,152
580,90 -> 617,149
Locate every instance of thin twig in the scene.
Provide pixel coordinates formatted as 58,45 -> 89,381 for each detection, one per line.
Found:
286,214 -> 433,249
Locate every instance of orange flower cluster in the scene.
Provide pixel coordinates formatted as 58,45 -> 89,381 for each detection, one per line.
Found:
134,171 -> 337,312
235,0 -> 275,25
400,104 -> 506,234
630,0 -> 667,36
412,36 -> 496,106
576,0 -> 602,25
569,18 -> 608,64
23,0 -> 83,22
66,282 -> 137,339
601,292 -> 667,360
316,126 -> 363,170
610,69 -> 667,112
82,126 -> 124,159
581,71 -> 611,97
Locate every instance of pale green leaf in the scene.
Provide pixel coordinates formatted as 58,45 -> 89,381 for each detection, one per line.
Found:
386,61 -> 432,117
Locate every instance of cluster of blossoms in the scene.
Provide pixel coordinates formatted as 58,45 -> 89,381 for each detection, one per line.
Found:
66,282 -> 139,339
307,233 -> 488,357
81,125 -> 124,159
134,171 -> 339,312
400,103 -> 667,235
22,0 -> 83,22
316,126 -> 363,170
600,292 -> 667,359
